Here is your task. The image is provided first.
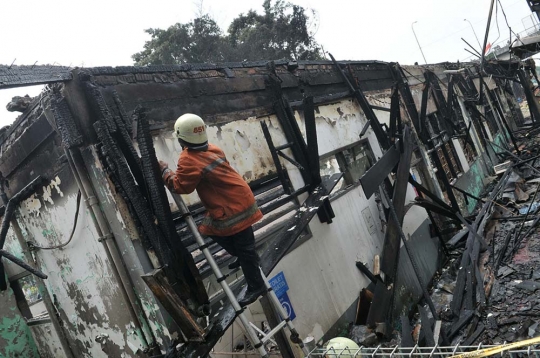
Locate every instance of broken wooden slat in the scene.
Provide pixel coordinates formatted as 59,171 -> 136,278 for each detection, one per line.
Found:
141,268 -> 205,341
463,323 -> 485,346
448,309 -> 475,339
355,288 -> 373,325
304,96 -> 321,188
418,305 -> 435,346
366,280 -> 392,327
355,261 -> 378,284
413,198 -> 459,220
360,144 -> 400,199
401,316 -> 414,348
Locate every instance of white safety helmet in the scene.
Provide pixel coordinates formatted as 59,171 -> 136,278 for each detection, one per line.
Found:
325,337 -> 360,358
173,113 -> 208,144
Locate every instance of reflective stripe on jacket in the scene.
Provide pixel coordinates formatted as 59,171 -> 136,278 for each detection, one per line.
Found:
164,144 -> 263,237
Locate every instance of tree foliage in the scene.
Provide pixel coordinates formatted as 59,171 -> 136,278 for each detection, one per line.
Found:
132,0 -> 323,65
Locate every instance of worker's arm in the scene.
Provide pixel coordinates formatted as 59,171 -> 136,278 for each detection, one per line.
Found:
160,157 -> 201,194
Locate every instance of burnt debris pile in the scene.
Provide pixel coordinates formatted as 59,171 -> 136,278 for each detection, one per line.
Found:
407,133 -> 540,347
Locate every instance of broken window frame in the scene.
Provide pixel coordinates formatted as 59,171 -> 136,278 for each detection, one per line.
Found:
483,103 -> 500,138
7,272 -> 43,320
319,139 -> 375,198
425,112 -> 464,183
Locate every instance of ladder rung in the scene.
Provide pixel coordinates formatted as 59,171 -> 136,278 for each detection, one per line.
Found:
261,320 -> 288,343
249,322 -> 277,346
275,142 -> 293,151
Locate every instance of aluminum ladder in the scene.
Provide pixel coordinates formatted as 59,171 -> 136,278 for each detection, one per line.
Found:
169,191 -> 308,358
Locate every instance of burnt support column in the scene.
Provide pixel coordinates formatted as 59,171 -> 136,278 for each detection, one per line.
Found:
517,68 -> 540,123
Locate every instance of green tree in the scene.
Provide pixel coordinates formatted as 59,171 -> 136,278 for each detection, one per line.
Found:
133,15 -> 229,65
132,0 -> 323,65
229,0 -> 322,61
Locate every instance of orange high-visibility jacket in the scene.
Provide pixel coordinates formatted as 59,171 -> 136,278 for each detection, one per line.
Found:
164,144 -> 263,237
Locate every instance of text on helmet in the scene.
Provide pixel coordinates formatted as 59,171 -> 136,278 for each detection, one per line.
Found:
193,126 -> 205,133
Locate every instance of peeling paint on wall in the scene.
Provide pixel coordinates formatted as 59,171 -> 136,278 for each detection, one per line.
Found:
14,171 -> 146,357
42,176 -> 64,205
0,280 -> 40,358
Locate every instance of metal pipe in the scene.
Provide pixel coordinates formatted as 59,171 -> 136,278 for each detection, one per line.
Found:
0,250 -> 47,279
66,149 -> 156,351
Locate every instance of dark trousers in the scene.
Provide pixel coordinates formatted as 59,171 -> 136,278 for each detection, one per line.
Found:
210,227 -> 265,290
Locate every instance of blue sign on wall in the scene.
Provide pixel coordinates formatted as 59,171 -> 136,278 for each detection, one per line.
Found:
268,271 -> 289,298
279,292 -> 296,321
269,272 -> 296,320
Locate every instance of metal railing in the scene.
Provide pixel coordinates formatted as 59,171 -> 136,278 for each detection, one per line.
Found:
305,343 -> 540,358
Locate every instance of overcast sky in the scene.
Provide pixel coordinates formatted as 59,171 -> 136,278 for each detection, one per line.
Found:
0,0 -> 535,126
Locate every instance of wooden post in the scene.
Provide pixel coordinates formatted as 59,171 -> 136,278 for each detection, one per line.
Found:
142,268 -> 205,341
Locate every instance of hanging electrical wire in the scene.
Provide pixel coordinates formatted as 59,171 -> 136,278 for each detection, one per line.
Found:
31,190 -> 82,250
498,0 -> 519,44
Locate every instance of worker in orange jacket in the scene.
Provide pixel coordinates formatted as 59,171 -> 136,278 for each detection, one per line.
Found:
159,114 -> 266,307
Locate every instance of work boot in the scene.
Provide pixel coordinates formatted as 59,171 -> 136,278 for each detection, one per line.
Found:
228,258 -> 241,270
238,285 -> 267,307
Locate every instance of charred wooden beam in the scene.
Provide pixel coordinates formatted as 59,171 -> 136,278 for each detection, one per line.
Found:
141,268 -> 205,341
360,144 -> 400,199
381,126 -> 414,279
401,316 -> 415,347
389,85 -> 401,143
448,309 -> 475,339
329,53 -> 390,150
429,149 -> 461,213
463,323 -> 485,346
367,126 -> 416,328
137,108 -> 209,306
413,198 -> 459,221
517,68 -> 540,122
450,168 -> 511,316
50,90 -> 83,149
0,64 -> 72,89
389,63 -> 430,144
0,115 -> 55,179
368,173 -> 440,331
481,77 -> 519,153
355,261 -> 379,284
260,121 -> 292,195
266,62 -> 311,185
304,96 -> 321,188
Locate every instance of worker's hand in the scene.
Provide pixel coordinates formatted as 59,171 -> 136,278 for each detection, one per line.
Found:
158,160 -> 169,173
